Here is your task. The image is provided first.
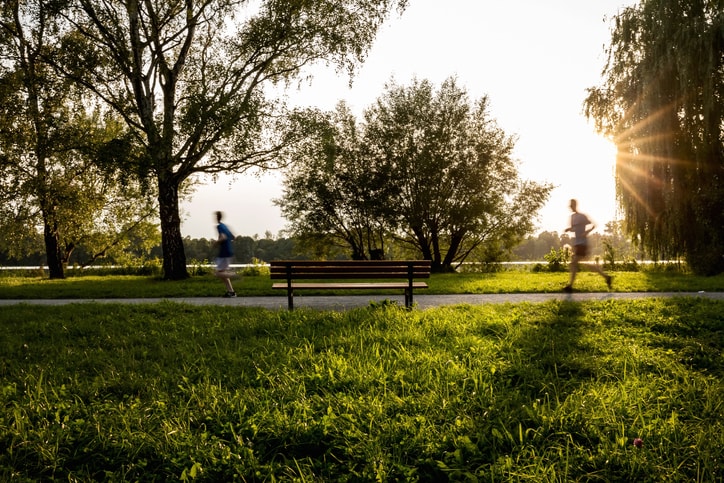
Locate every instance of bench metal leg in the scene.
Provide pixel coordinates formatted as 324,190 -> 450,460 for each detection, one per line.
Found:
405,288 -> 412,309
285,265 -> 294,310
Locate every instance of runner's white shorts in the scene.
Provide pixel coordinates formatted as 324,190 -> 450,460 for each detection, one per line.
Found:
216,257 -> 232,271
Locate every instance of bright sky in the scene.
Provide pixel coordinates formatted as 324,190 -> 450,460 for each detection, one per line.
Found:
181,0 -> 637,240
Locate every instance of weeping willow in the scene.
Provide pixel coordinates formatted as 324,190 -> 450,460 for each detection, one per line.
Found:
585,0 -> 723,274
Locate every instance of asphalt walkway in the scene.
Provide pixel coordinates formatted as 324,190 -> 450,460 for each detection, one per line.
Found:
1,292 -> 722,311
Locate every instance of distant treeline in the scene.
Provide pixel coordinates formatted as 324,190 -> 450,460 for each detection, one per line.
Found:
1,228 -> 638,268
180,235 -> 298,264
0,234 -> 298,267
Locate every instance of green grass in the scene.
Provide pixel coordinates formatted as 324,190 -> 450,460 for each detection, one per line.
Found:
1,299 -> 722,481
1,269 -> 724,299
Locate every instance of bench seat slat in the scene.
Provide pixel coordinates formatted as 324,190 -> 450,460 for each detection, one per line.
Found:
271,266 -> 430,279
270,260 -> 427,266
272,282 -> 429,290
270,272 -> 430,279
269,265 -> 430,271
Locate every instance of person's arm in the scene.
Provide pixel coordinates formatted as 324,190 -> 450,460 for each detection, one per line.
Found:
585,221 -> 596,236
215,226 -> 227,245
216,224 -> 231,245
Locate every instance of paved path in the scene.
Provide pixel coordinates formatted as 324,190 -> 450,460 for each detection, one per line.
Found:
1,292 -> 722,311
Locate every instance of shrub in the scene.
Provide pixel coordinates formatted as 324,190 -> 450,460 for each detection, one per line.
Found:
188,259 -> 212,276
241,258 -> 270,276
544,247 -> 570,272
457,262 -> 505,273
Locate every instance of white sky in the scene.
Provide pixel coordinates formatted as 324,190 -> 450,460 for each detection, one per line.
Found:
181,0 -> 636,240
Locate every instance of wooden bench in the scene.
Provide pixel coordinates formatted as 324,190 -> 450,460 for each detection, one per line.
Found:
270,260 -> 431,310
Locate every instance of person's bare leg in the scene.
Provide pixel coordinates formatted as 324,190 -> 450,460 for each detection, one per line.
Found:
568,255 -> 579,287
215,269 -> 235,295
223,276 -> 233,292
588,263 -> 613,289
589,263 -> 605,276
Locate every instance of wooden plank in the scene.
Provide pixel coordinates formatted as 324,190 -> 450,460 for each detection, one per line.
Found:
269,260 -> 431,279
270,273 -> 429,280
272,282 -> 429,290
270,268 -> 418,274
269,264 -> 429,270
269,261 -> 430,270
270,260 -> 429,265
268,268 -> 430,275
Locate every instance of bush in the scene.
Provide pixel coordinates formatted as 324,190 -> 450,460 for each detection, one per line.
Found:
241,258 -> 270,276
456,262 -> 505,273
188,259 -> 212,276
544,247 -> 570,272
61,259 -> 164,277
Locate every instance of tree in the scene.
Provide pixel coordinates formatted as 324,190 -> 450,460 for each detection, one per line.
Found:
584,0 -> 724,274
278,77 -> 553,271
276,102 -> 396,260
512,231 -> 564,261
364,77 -> 552,271
0,0 -> 156,278
54,0 -> 407,279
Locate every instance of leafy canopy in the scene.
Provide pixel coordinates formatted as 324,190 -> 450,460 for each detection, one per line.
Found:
52,0 -> 408,279
278,77 -> 553,270
585,0 -> 724,274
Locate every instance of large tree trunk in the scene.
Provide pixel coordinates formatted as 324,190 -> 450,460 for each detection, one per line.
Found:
158,174 -> 188,280
442,231 -> 465,271
411,225 -> 436,269
43,217 -> 65,279
431,229 -> 443,270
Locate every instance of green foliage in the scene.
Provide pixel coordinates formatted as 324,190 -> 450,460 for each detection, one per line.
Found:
543,247 -> 571,272
364,78 -> 553,271
54,0 -> 407,280
279,78 -> 553,270
0,299 -> 722,480
87,258 -> 164,277
602,239 -> 616,268
585,0 -> 724,274
602,239 -> 640,272
240,258 -> 270,277
0,1 -> 158,278
277,103 -> 395,260
3,269 -> 724,299
186,259 -> 212,277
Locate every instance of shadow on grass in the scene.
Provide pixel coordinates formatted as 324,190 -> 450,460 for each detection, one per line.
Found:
466,298 -> 724,481
1,299 -> 722,481
623,297 -> 724,377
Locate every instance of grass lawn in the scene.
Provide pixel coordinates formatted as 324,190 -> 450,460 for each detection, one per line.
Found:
1,298 -> 722,481
1,269 -> 724,299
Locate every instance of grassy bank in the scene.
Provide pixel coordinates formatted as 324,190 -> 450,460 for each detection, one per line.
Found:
2,270 -> 724,299
1,299 -> 722,481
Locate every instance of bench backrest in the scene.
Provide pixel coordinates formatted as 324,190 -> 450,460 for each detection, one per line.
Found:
269,260 -> 431,280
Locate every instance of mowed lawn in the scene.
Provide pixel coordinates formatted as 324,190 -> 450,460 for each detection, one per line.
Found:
1,294 -> 722,481
2,269 -> 724,299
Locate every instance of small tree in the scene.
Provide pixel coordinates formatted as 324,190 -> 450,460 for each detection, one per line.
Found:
276,103 -> 396,260
364,77 -> 553,271
0,0 -> 156,277
544,247 -> 570,272
278,78 -> 553,270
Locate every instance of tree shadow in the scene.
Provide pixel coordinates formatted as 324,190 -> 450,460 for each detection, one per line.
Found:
489,300 -> 592,402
